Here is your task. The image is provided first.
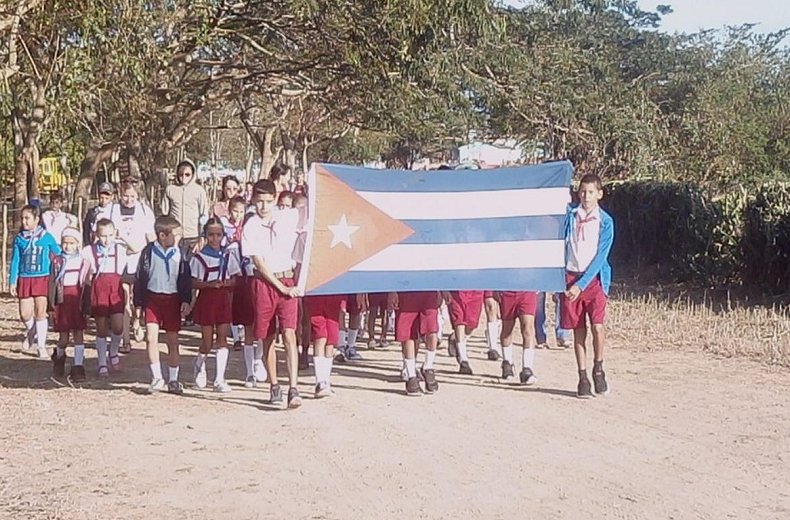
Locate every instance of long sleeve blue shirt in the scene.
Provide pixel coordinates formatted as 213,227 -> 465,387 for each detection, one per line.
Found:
564,204 -> 615,295
10,227 -> 62,286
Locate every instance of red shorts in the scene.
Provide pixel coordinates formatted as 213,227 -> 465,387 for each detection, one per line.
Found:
54,286 -> 87,332
367,292 -> 388,311
193,287 -> 232,326
232,277 -> 254,326
17,276 -> 48,299
251,277 -> 298,339
560,272 -> 607,329
395,291 -> 440,341
499,291 -> 537,321
304,295 -> 344,344
91,273 -> 124,317
344,294 -> 362,315
144,292 -> 182,331
448,291 -> 484,329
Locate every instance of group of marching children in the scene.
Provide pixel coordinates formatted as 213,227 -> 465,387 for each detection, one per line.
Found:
9,167 -> 613,403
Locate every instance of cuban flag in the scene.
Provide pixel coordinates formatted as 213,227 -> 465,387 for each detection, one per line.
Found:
298,161 -> 573,295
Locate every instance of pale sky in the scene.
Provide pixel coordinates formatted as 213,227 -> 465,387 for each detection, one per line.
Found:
501,0 -> 790,35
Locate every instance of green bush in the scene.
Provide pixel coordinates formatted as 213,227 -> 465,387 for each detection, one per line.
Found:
741,183 -> 790,293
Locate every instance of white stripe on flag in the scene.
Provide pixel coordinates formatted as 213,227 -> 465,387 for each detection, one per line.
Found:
350,240 -> 565,272
356,187 -> 570,220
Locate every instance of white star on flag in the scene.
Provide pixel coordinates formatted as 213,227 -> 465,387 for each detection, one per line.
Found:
328,214 -> 360,249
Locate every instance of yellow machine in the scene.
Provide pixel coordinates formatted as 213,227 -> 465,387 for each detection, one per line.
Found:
38,157 -> 67,193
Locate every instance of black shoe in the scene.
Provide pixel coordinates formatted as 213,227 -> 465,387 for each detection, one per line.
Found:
405,377 -> 422,396
270,384 -> 284,405
577,377 -> 594,399
593,367 -> 609,396
232,340 -> 243,351
287,387 -> 302,409
69,364 -> 86,383
447,336 -> 458,359
421,368 -> 438,394
501,360 -> 514,379
458,361 -> 473,375
167,380 -> 184,395
519,367 -> 537,385
298,357 -> 310,371
487,349 -> 501,361
51,351 -> 66,377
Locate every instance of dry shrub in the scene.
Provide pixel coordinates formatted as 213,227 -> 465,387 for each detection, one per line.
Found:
608,290 -> 790,367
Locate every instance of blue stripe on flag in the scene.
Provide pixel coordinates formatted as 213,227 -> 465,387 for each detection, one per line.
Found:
400,215 -> 565,244
319,161 -> 573,193
308,267 -> 567,295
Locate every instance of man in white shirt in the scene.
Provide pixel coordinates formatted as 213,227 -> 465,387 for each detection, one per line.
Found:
242,179 -> 303,409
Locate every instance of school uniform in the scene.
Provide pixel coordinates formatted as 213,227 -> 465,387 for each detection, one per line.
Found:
84,242 -> 127,317
395,291 -> 441,342
50,253 -> 90,332
110,201 -> 155,278
10,226 -> 61,298
242,209 -> 300,339
222,217 -> 255,327
560,205 -> 614,329
447,290 -> 484,329
133,241 -> 192,332
41,210 -> 78,243
190,247 -> 241,326
304,294 -> 344,345
498,291 -> 538,321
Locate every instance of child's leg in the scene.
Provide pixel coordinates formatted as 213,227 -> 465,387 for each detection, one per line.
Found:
242,324 -> 256,381
262,334 -> 277,387
500,319 -> 516,363
455,323 -> 469,363
56,332 -> 69,357
214,324 -> 230,387
122,286 -> 133,346
591,324 -> 605,363
193,325 -> 213,388
573,326 -> 588,371
109,313 -> 123,368
313,336 -> 328,384
518,314 -> 537,384
18,297 -> 35,351
33,296 -> 48,355
95,317 -> 109,370
164,330 -> 180,382
282,327 -> 298,388
401,339 -> 417,378
366,307 -> 376,344
423,332 -> 438,369
73,330 -> 85,366
380,307 -> 390,344
484,297 -> 501,355
145,322 -> 163,381
534,292 -> 548,346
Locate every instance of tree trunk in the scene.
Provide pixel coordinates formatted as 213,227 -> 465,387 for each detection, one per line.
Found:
259,126 -> 277,180
73,143 -> 116,210
244,133 -> 255,182
302,136 -> 310,174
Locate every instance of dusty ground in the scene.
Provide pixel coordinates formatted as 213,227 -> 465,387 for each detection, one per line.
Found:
1,294 -> 789,520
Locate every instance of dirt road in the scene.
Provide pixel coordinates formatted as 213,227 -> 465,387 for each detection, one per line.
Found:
1,303 -> 788,519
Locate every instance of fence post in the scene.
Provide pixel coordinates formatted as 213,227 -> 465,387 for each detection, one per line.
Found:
2,204 -> 8,293
77,197 -> 84,231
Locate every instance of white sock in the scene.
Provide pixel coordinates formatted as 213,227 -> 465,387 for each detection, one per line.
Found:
24,318 -> 35,342
150,362 -> 163,380
458,339 -> 469,362
254,342 -> 263,362
96,337 -> 108,367
503,345 -> 514,364
35,318 -> 48,350
327,355 -> 334,382
110,334 -> 121,357
404,357 -> 417,378
348,328 -> 358,347
231,325 -> 240,343
486,322 -> 499,352
339,330 -> 347,348
168,365 -> 179,382
522,346 -> 535,370
195,352 -> 207,371
243,344 -> 254,377
313,356 -> 322,384
424,349 -> 436,370
215,347 -> 229,383
74,344 -> 85,366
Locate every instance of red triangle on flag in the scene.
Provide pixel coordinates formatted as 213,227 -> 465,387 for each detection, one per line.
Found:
305,165 -> 414,292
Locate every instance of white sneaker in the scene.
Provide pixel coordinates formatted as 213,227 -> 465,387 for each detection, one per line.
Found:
97,365 -> 109,378
243,375 -> 257,388
253,360 -> 267,382
315,381 -> 332,398
37,347 -> 49,360
213,380 -> 232,393
400,366 -> 409,382
133,322 -> 145,342
194,360 -> 207,389
147,378 -> 165,394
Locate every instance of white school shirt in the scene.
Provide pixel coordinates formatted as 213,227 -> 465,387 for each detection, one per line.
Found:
566,206 -> 601,273
147,242 -> 182,294
82,242 -> 127,276
190,249 -> 241,282
42,210 -> 78,242
241,209 -> 300,274
59,254 -> 85,287
110,202 -> 155,274
91,204 -> 114,233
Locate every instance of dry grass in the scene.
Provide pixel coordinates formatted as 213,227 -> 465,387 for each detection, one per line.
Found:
608,289 -> 790,367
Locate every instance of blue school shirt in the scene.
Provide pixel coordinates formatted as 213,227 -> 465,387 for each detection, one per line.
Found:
564,204 -> 615,295
9,226 -> 62,286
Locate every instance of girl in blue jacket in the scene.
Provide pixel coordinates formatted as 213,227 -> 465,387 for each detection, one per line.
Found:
10,204 -> 62,358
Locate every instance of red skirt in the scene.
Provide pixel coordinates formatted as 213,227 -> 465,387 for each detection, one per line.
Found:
144,292 -> 182,331
54,285 -> 87,332
193,287 -> 233,326
232,277 -> 254,326
17,276 -> 49,299
91,273 -> 124,317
